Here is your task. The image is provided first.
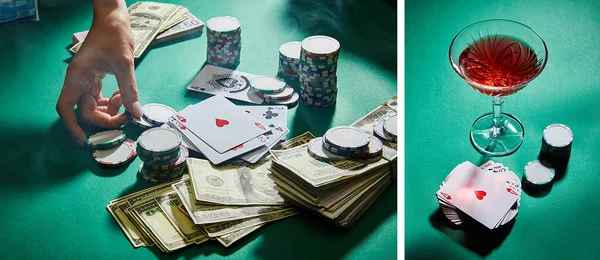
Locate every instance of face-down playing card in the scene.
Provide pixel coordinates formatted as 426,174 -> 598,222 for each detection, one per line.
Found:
174,96 -> 270,153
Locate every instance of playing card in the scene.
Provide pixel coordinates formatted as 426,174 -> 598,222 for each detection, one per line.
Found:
239,125 -> 289,163
175,96 -> 270,153
187,65 -> 263,104
438,166 -> 518,229
167,117 -> 268,164
239,105 -> 288,127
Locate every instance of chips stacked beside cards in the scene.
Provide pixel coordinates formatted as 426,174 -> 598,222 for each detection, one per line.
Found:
163,96 -> 288,165
126,103 -> 177,129
251,76 -> 300,108
436,161 -> 522,229
106,133 -> 315,251
137,128 -> 188,182
277,41 -> 301,82
206,16 -> 242,68
89,130 -> 138,167
307,126 -> 383,161
298,35 -> 340,107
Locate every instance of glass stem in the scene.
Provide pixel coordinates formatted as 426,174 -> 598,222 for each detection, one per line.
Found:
492,97 -> 504,128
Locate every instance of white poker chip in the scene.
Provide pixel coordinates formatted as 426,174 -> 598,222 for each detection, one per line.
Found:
524,160 -> 555,185
260,86 -> 295,101
383,114 -> 398,138
353,135 -> 383,159
265,92 -> 300,108
142,103 -> 176,126
206,16 -> 241,32
131,115 -> 154,129
373,116 -> 396,142
307,137 -> 347,161
323,126 -> 370,155
543,124 -> 573,149
137,128 -> 182,153
86,129 -> 126,148
250,76 -> 287,94
93,139 -> 137,167
279,41 -> 302,59
301,35 -> 340,55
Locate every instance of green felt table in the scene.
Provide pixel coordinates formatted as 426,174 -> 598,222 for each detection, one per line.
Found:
406,0 -> 600,259
0,0 -> 397,259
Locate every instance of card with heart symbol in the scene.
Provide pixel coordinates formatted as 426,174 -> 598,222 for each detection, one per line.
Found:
187,64 -> 264,104
174,96 -> 270,153
436,161 -> 520,229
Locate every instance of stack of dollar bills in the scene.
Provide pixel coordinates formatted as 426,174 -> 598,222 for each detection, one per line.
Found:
106,133 -> 312,252
268,97 -> 398,228
70,1 -> 204,58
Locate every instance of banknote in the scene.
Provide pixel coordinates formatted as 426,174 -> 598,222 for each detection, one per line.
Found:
275,131 -> 316,150
172,178 -> 289,224
216,225 -> 264,247
270,144 -> 389,188
130,199 -> 192,252
187,158 -> 286,205
155,192 -> 210,244
202,208 -> 299,237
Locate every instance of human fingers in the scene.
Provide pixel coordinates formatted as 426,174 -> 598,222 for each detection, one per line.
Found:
79,94 -> 128,129
107,93 -> 122,116
56,66 -> 87,146
114,57 -> 142,118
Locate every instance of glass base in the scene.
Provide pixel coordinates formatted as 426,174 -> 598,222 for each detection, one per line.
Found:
470,113 -> 524,157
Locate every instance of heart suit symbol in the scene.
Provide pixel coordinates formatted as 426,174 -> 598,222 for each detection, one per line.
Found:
216,118 -> 229,128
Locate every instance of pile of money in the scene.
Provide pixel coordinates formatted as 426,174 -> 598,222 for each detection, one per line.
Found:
106,133 -> 312,252
70,2 -> 203,58
268,97 -> 398,228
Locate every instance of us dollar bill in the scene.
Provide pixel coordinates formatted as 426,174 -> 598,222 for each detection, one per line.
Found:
275,131 -> 316,150
350,96 -> 398,161
187,158 -> 286,205
155,192 -> 209,244
216,224 -> 264,247
270,144 -> 389,188
202,208 -> 300,237
172,178 -> 289,224
70,2 -> 182,58
130,199 -> 192,252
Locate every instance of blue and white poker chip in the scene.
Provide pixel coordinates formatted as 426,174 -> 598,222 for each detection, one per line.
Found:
307,137 -> 347,161
322,126 -> 370,156
142,103 -> 176,126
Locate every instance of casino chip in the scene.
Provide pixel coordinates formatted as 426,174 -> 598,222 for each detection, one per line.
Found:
142,103 -> 176,126
298,35 -> 340,108
137,128 -> 182,154
259,86 -> 295,101
126,112 -> 154,129
373,115 -> 397,143
250,76 -> 287,94
93,138 -> 137,167
264,92 -> 299,108
307,137 -> 347,161
523,160 -> 555,186
86,129 -> 126,149
383,114 -> 398,138
354,135 -> 383,159
137,128 -> 187,182
323,126 -> 370,156
278,41 -> 301,82
206,16 -> 242,68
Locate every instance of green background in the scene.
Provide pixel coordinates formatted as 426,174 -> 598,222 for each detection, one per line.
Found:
0,0 -> 397,259
406,0 -> 600,259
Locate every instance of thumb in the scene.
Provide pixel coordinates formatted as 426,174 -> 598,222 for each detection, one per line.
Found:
114,61 -> 142,118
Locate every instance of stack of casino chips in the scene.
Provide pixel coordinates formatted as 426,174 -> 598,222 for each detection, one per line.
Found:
251,76 -> 300,108
206,16 -> 242,69
298,35 -> 340,107
136,128 -> 188,182
307,126 -> 384,161
277,41 -> 301,82
88,129 -> 138,167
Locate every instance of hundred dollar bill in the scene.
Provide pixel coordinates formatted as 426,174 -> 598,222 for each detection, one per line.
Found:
350,96 -> 398,161
155,192 -> 210,244
70,1 -> 182,58
275,131 -> 316,150
270,144 -> 389,188
107,179 -> 180,247
172,178 -> 289,224
202,208 -> 300,237
216,224 -> 264,247
187,158 -> 285,205
131,199 -> 192,252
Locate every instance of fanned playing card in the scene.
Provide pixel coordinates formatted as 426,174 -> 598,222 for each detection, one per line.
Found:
175,96 -> 270,153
